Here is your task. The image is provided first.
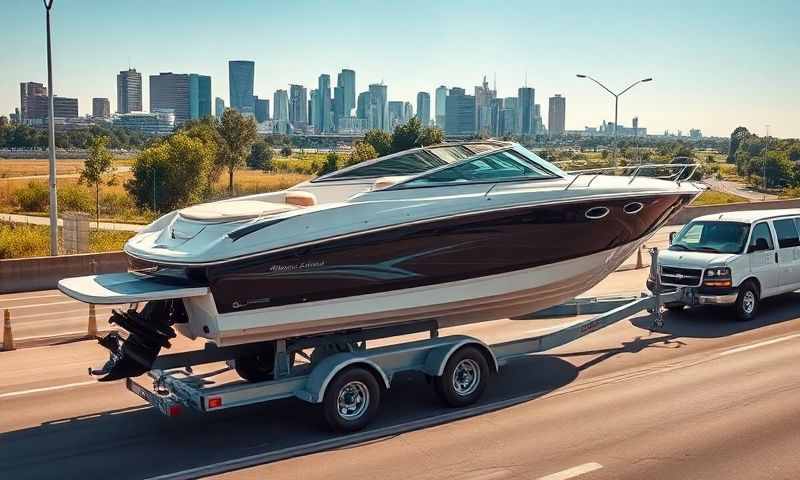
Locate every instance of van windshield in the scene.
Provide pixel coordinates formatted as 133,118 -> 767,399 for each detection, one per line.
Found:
670,221 -> 750,254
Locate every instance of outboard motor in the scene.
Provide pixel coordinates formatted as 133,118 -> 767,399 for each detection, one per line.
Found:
90,299 -> 187,382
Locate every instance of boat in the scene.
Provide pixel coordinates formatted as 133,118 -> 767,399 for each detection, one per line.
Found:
58,141 -> 702,380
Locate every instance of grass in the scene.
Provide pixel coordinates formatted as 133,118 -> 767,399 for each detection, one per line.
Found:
0,221 -> 134,259
691,190 -> 749,206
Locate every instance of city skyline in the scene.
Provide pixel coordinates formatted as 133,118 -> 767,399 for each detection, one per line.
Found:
1,0 -> 798,137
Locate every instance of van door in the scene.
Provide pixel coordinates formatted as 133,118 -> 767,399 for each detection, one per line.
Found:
771,218 -> 800,292
747,222 -> 779,296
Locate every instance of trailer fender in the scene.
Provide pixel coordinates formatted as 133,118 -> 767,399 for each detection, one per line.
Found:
422,339 -> 499,377
301,353 -> 390,404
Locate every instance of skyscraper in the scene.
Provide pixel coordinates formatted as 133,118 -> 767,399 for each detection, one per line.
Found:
92,98 -> 110,118
273,89 -> 289,122
445,87 -> 476,136
116,68 -> 142,114
404,102 -> 414,124
435,86 -> 447,129
356,91 -> 370,120
228,60 -> 255,115
189,74 -> 212,119
288,84 -> 307,128
416,92 -> 430,126
333,85 -> 345,127
367,84 -> 389,132
309,89 -> 319,128
474,76 -> 496,136
19,82 -> 47,121
254,97 -> 269,123
388,101 -> 404,128
548,94 -> 566,136
316,74 -> 332,133
517,87 -> 535,136
215,97 -> 225,119
337,69 -> 356,116
150,72 -> 190,125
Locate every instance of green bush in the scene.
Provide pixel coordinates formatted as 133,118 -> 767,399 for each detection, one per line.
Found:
58,183 -> 93,213
0,222 -> 50,259
12,181 -> 49,212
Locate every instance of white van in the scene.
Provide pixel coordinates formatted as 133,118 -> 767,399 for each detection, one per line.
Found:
648,209 -> 800,321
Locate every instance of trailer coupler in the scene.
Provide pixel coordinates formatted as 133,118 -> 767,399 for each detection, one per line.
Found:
90,301 -> 179,382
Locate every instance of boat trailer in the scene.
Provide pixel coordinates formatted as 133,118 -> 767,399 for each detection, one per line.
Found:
124,249 -> 677,431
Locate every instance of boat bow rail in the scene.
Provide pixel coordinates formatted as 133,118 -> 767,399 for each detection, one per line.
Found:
563,163 -> 700,190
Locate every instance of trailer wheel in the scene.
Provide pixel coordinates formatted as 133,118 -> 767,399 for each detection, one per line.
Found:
434,346 -> 489,407
234,343 -> 276,382
323,367 -> 381,432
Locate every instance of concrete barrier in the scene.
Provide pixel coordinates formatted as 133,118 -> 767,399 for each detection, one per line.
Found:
668,199 -> 800,225
0,251 -> 128,293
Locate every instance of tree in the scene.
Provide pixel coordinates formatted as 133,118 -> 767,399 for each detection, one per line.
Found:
728,126 -> 750,163
80,135 -> 115,227
125,132 -> 215,212
346,141 -> 378,167
280,146 -> 293,157
391,117 -> 423,153
216,109 -> 257,194
419,125 -> 444,146
319,152 -> 339,175
248,140 -> 274,171
363,129 -> 392,157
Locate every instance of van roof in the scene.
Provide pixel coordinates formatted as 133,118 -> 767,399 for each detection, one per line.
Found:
694,209 -> 800,224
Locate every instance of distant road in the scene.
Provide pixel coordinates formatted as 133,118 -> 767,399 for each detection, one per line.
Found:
0,165 -> 132,181
705,177 -> 779,201
0,212 -> 142,232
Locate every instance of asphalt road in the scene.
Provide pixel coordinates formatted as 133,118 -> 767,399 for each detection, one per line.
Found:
1,267 -> 799,480
704,178 -> 779,202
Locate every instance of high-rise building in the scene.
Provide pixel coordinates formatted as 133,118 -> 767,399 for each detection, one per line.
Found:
316,74 -> 332,133
534,104 -> 544,134
517,87 -> 535,136
254,97 -> 270,123
150,72 -> 191,125
367,83 -> 389,132
19,82 -> 47,121
474,76 -> 496,136
228,60 -> 255,115
288,84 -> 307,128
388,101 -> 404,128
356,91 -> 370,120
189,74 -> 212,120
404,102 -> 414,124
92,98 -> 110,118
498,97 -> 517,136
116,68 -> 142,114
416,92 -> 430,126
548,94 -> 566,136
337,69 -> 356,116
215,97 -> 225,118
435,85 -> 447,129
333,85 -> 345,128
445,87 -> 476,136
309,89 -> 319,129
52,97 -> 79,118
273,89 -> 289,122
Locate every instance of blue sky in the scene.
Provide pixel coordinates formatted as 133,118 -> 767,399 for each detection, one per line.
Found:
2,0 -> 798,137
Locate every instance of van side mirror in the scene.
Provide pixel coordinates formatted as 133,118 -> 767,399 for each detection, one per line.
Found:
748,237 -> 770,253
669,231 -> 676,245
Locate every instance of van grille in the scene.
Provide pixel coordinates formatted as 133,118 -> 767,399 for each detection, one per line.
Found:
660,266 -> 702,287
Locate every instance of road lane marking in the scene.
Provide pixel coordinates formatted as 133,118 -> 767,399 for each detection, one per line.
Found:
0,292 -> 65,302
0,380 -> 96,399
5,300 -> 81,310
538,463 -> 603,480
717,333 -> 800,357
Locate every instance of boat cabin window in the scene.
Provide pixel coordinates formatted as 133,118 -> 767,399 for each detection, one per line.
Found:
318,151 -> 447,181
393,149 -> 557,188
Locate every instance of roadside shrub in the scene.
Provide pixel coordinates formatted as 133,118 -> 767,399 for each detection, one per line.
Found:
58,183 -> 93,213
12,181 -> 49,212
98,191 -> 138,218
0,222 -> 50,259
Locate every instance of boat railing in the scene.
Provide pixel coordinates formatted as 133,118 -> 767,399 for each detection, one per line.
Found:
563,163 -> 699,191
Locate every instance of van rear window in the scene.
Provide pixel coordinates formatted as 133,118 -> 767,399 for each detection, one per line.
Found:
774,218 -> 800,248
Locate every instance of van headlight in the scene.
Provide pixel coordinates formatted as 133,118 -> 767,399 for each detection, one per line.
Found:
704,267 -> 731,287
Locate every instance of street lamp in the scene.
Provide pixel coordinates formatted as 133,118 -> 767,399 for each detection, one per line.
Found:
577,74 -> 652,163
44,0 -> 58,255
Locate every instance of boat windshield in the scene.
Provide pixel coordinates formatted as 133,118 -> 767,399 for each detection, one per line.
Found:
390,148 -> 561,189
670,221 -> 750,254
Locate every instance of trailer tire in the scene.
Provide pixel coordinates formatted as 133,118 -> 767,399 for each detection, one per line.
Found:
434,346 -> 489,408
323,367 -> 381,432
234,343 -> 276,383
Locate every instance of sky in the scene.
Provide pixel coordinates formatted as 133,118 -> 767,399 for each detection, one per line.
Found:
1,0 -> 798,138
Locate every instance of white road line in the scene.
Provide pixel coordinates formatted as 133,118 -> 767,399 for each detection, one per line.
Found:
5,300 -> 81,310
0,292 -> 64,302
0,380 -> 96,399
717,333 -> 800,357
538,463 -> 603,480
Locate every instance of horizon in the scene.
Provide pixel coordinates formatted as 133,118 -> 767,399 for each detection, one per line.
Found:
2,0 -> 798,138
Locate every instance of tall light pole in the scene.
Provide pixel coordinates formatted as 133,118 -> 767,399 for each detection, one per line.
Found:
576,74 -> 652,164
763,124 -> 770,200
44,0 -> 58,256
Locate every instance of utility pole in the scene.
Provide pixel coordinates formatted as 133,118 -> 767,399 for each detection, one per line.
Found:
44,0 -> 58,256
763,124 -> 770,201
576,74 -> 652,165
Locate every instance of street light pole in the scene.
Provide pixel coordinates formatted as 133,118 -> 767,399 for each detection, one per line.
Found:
576,74 -> 652,165
44,0 -> 58,256
763,124 -> 770,201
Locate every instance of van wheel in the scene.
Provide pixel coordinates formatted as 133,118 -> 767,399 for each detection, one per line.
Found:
735,281 -> 759,321
434,346 -> 489,407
